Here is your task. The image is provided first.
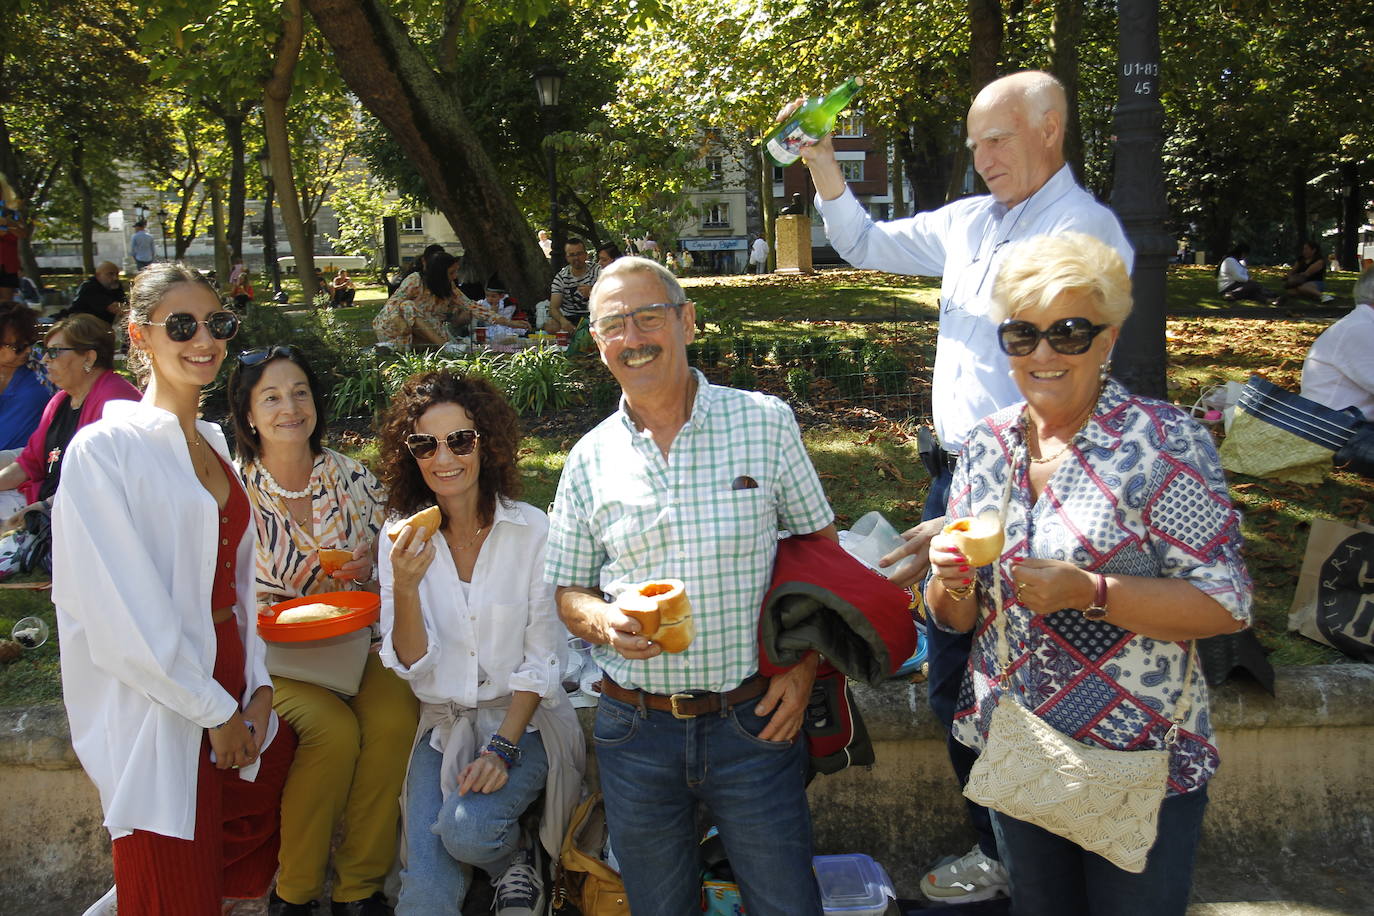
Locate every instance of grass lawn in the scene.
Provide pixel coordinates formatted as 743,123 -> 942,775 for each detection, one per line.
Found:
2,265 -> 1368,707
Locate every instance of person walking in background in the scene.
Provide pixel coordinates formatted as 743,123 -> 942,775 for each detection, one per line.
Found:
750,234 -> 770,275
797,69 -> 1133,904
130,219 -> 156,272
54,264 -> 296,914
547,256 -> 836,916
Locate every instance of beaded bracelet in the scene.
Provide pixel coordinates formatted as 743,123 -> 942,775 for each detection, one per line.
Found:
482,745 -> 515,769
487,733 -> 523,764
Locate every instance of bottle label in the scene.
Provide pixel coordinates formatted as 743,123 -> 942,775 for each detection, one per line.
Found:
765,119 -> 821,166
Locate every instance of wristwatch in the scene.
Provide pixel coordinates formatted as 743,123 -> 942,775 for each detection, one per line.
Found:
1082,573 -> 1109,621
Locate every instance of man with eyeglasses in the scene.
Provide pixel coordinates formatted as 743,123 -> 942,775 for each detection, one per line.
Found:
546,257 -> 837,916
794,69 -> 1134,903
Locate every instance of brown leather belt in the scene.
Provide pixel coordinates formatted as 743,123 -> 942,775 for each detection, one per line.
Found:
600,674 -> 768,719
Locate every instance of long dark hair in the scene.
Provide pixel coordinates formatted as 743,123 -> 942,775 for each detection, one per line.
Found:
423,252 -> 458,300
227,347 -> 328,464
377,371 -> 522,529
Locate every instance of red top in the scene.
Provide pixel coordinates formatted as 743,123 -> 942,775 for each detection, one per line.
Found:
210,454 -> 250,610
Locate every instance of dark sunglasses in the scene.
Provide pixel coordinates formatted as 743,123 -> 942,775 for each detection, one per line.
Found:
36,345 -> 79,360
237,345 -> 297,368
997,317 -> 1109,357
406,428 -> 481,460
144,310 -> 240,343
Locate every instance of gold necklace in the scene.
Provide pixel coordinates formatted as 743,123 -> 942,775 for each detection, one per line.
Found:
1022,399 -> 1097,465
449,525 -> 486,552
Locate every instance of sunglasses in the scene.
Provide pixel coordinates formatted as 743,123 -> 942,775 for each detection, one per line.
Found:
406,428 -> 481,460
144,310 -> 241,343
237,345 -> 297,368
36,345 -> 79,360
997,317 -> 1109,357
590,303 -> 682,340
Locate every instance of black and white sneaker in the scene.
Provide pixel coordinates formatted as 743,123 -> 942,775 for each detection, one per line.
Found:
493,837 -> 545,916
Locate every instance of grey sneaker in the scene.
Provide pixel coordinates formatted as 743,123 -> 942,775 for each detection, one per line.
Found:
919,844 -> 1009,904
494,840 -> 545,916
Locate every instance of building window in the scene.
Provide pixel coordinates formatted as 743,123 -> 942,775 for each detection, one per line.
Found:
701,202 -> 730,228
772,164 -> 784,182
400,215 -> 423,233
840,160 -> 865,182
249,220 -> 266,238
705,156 -> 723,187
835,112 -> 864,137
32,241 -> 81,257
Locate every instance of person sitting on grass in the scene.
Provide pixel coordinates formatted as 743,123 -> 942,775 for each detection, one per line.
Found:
1216,243 -> 1270,302
373,253 -> 472,349
1273,240 -> 1329,306
330,269 -> 356,308
1301,265 -> 1374,417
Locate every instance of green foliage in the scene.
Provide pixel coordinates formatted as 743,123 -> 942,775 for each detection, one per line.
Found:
785,366 -> 811,402
728,364 -> 757,390
497,346 -> 578,416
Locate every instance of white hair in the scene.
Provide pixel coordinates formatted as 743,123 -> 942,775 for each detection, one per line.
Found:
589,256 -> 687,316
973,70 -> 1067,128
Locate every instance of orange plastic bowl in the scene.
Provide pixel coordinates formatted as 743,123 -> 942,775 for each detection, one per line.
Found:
259,591 -> 380,643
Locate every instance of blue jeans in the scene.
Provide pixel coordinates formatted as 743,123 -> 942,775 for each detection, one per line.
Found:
992,785 -> 1208,916
395,728 -> 548,915
923,467 -> 999,861
594,690 -> 822,916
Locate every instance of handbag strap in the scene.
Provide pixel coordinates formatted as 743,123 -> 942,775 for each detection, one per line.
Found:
985,419 -> 1196,745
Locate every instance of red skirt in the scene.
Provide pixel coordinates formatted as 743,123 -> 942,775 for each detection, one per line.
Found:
111,616 -> 297,914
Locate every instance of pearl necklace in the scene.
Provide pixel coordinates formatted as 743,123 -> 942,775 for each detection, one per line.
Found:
258,462 -> 313,499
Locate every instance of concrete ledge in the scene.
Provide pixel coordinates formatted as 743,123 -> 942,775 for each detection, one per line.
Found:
6,665 -> 1373,912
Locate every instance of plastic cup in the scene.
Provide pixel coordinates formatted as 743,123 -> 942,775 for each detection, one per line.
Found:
556,330 -> 570,349
475,326 -> 487,344
845,511 -> 909,579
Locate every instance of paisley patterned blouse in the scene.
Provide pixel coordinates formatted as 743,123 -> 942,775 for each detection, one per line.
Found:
947,379 -> 1252,795
239,448 -> 387,606
371,272 -> 470,347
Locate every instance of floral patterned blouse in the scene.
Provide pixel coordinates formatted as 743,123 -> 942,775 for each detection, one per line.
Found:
239,448 -> 387,607
371,272 -> 470,347
947,378 -> 1252,795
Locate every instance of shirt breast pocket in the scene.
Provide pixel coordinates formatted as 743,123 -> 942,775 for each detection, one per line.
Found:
707,485 -> 774,553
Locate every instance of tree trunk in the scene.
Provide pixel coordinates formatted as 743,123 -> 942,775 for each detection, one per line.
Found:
223,112 -> 247,262
1050,0 -> 1084,182
889,139 -> 906,219
757,145 -> 774,271
69,143 -> 97,275
969,0 -> 1003,95
264,0 -> 317,304
301,0 -> 552,311
1290,165 -> 1307,247
209,177 -> 231,283
1340,160 -> 1360,269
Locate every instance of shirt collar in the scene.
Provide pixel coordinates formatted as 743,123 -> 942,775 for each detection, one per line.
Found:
615,368 -> 713,436
990,163 -> 1077,223
491,497 -> 528,528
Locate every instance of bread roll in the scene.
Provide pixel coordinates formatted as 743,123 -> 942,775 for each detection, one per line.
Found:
276,602 -> 351,624
618,579 -> 694,653
941,513 -> 1005,567
317,549 -> 353,575
387,505 -> 442,544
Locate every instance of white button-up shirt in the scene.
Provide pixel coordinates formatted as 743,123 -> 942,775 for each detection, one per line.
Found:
378,499 -> 563,711
53,400 -> 273,840
1301,303 -> 1374,416
816,165 -> 1134,452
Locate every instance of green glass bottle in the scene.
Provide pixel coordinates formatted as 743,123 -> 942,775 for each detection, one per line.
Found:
762,76 -> 864,167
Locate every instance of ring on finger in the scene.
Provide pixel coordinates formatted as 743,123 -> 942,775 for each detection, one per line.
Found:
1016,582 -> 1027,602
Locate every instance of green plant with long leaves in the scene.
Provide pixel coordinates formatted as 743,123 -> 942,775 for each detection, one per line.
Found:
497,346 -> 578,417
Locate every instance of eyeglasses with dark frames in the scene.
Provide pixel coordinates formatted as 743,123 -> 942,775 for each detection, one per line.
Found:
237,345 -> 298,368
406,428 -> 481,460
36,345 -> 80,361
144,310 -> 241,343
997,317 -> 1110,357
589,303 -> 682,340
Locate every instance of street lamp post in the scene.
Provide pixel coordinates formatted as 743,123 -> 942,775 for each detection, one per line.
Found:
156,208 -> 170,260
533,66 -> 565,271
258,150 -> 283,300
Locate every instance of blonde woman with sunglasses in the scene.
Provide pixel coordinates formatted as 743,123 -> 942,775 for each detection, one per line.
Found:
375,370 -> 584,916
52,263 -> 297,914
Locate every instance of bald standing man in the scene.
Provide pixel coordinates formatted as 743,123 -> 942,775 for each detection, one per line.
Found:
799,70 -> 1134,904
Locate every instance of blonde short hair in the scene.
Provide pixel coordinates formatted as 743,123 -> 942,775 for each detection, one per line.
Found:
990,232 -> 1133,327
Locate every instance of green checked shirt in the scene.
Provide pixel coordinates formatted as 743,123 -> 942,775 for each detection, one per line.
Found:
545,370 -> 834,694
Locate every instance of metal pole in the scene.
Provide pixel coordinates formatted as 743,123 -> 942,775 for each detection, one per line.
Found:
263,178 -> 281,296
546,112 -> 563,272
1109,0 -> 1169,400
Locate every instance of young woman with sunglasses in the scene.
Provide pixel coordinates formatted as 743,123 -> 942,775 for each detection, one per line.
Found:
375,371 -> 584,915
227,346 -> 418,916
0,314 -> 139,523
52,263 -> 297,915
925,234 -> 1250,915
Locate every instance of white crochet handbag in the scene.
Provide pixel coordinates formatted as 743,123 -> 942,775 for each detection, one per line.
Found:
962,445 -> 1196,874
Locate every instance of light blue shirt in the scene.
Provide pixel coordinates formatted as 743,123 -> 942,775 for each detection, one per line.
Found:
816,165 -> 1134,451
130,229 -> 155,264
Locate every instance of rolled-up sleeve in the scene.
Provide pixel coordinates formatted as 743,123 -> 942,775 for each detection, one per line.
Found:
376,521 -> 443,679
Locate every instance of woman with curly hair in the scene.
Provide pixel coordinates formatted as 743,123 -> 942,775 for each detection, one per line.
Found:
375,370 -> 584,915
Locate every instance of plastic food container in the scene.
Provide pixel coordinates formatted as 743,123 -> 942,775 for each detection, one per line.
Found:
813,854 -> 896,916
259,592 -> 380,696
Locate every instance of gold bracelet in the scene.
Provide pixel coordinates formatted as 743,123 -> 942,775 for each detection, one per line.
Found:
943,581 -> 976,601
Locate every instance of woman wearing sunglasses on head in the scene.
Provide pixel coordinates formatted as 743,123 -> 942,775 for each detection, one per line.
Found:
925,233 -> 1251,915
376,370 -> 584,915
0,314 -> 140,523
51,263 -> 297,915
227,345 -> 418,916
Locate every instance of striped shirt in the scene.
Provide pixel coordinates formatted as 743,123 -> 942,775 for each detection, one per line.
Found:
545,370 -> 834,693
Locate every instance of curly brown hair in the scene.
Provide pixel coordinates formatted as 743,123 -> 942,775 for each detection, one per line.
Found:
377,370 -> 522,528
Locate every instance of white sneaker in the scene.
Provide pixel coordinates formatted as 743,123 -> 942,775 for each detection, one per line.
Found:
494,839 -> 545,916
919,844 -> 1009,904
